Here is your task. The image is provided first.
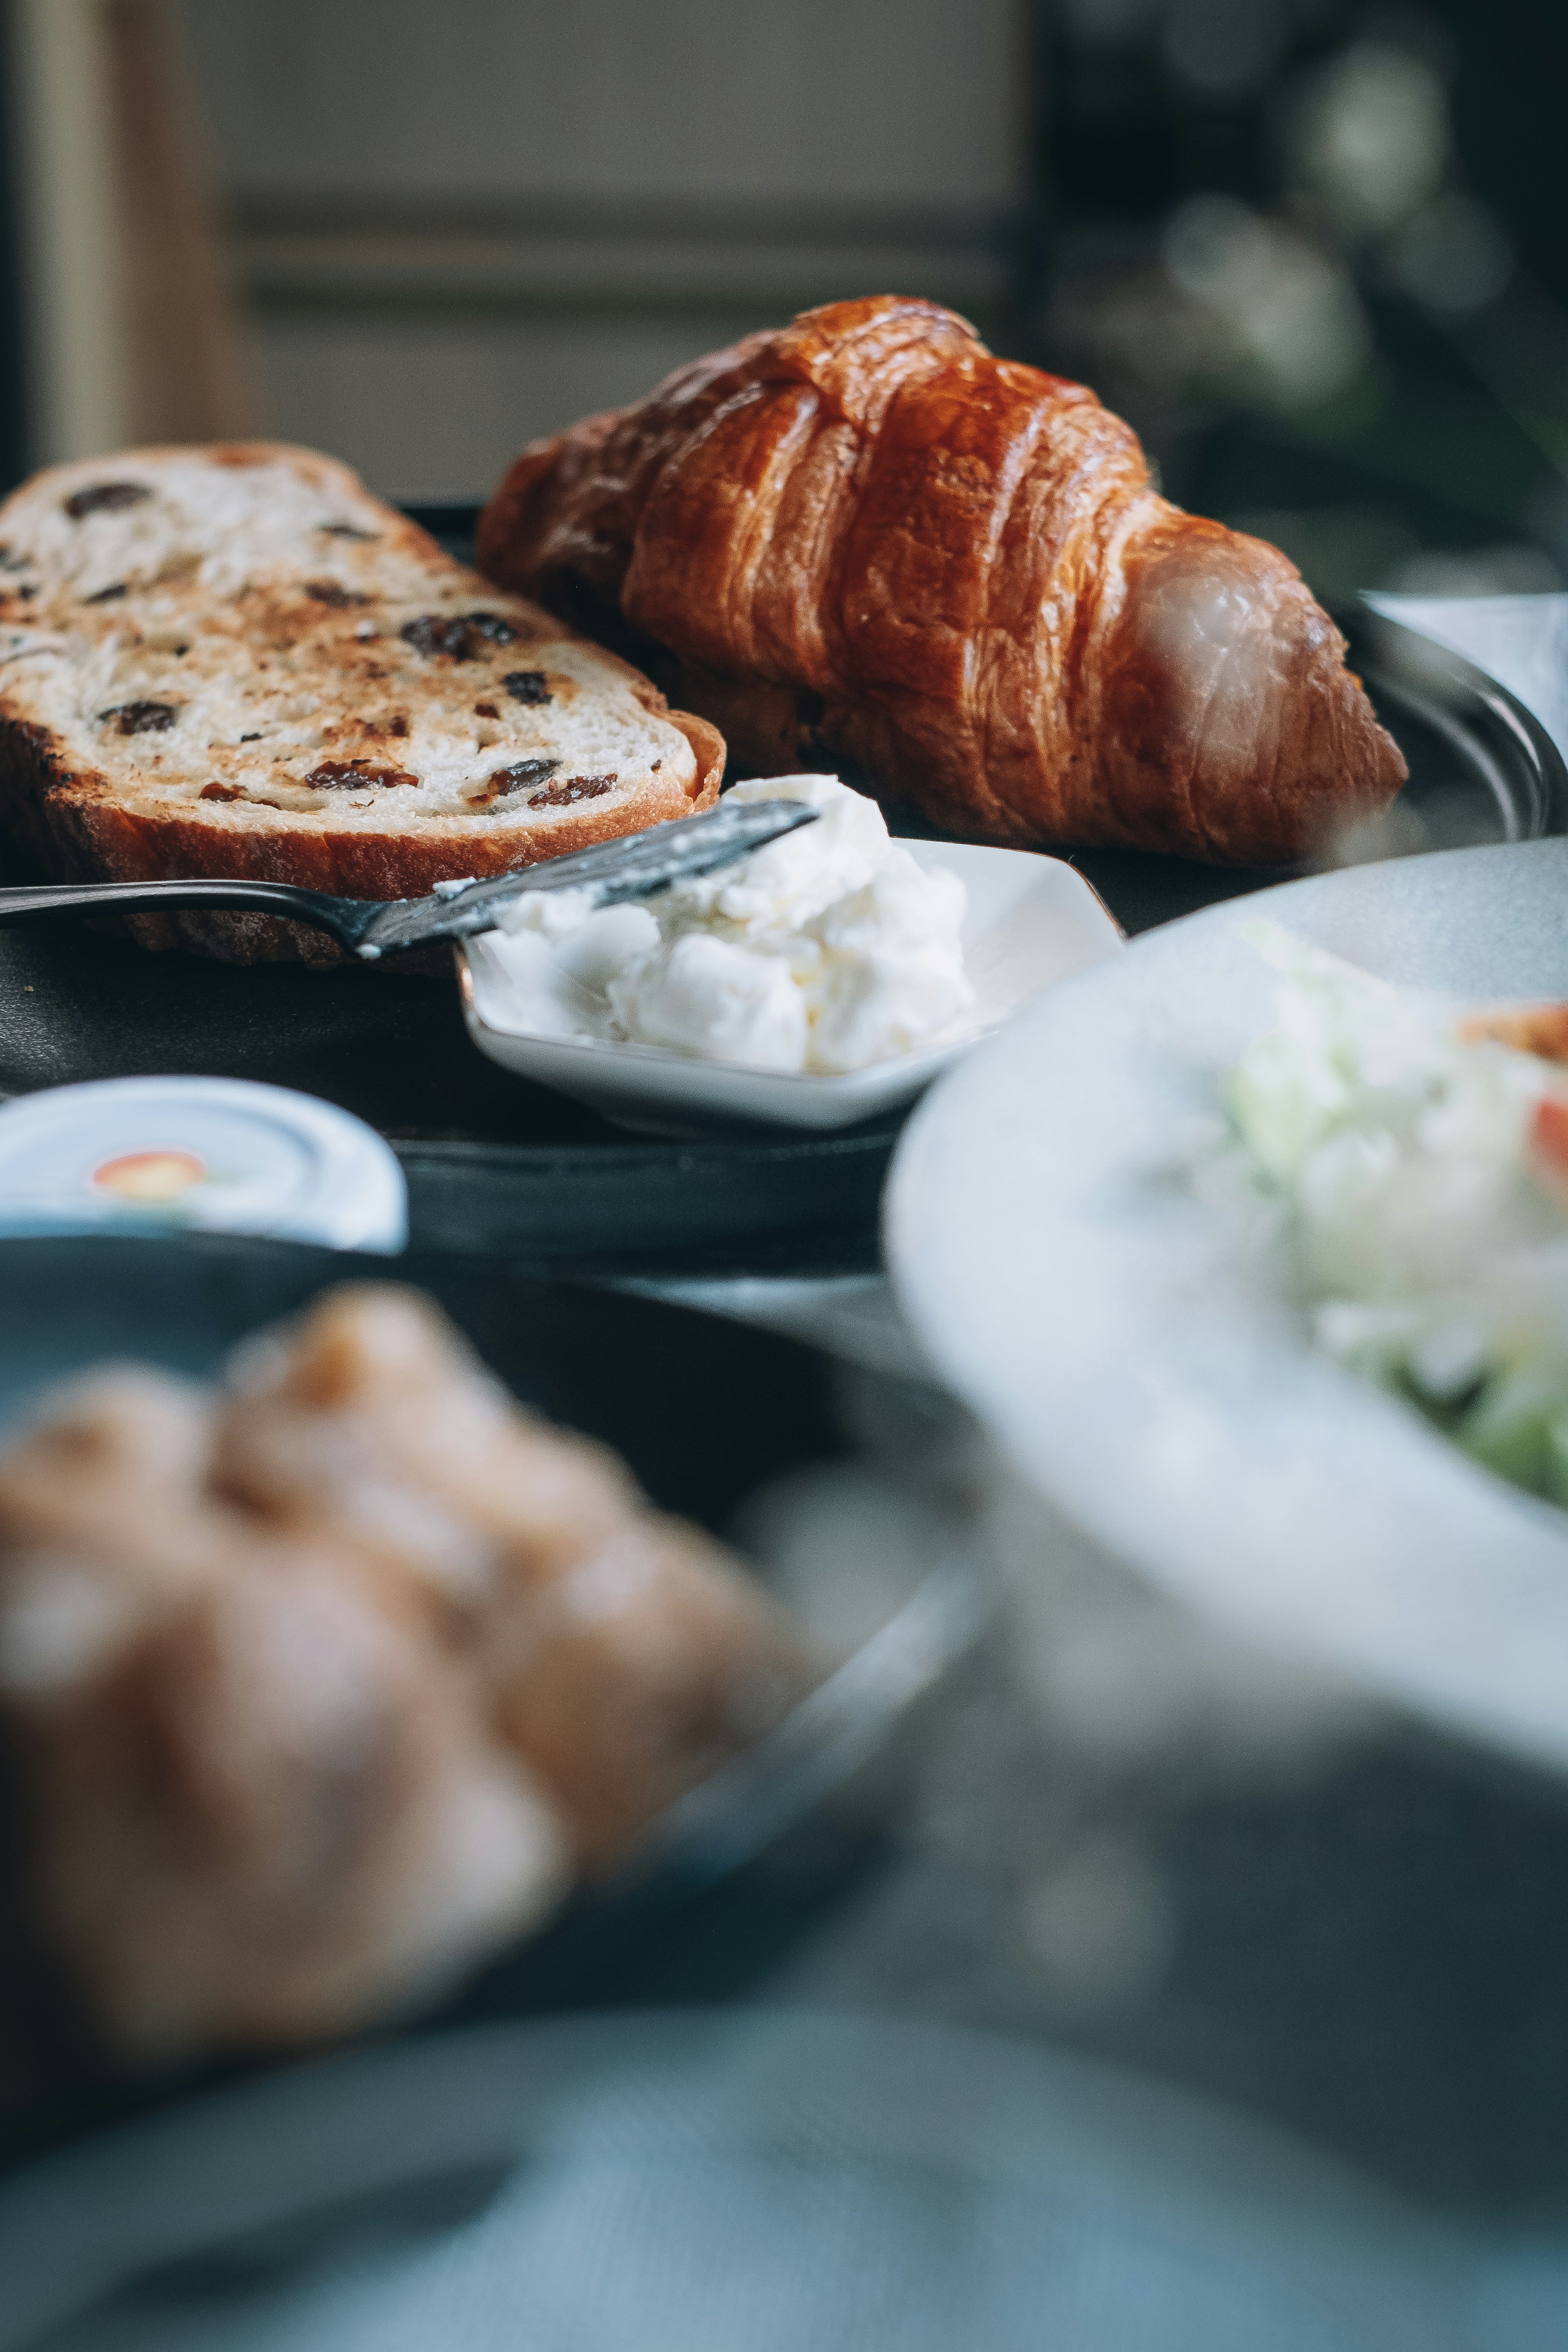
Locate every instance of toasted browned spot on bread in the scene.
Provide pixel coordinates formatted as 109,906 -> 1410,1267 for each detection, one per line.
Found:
305,582 -> 367,608
321,715 -> 408,746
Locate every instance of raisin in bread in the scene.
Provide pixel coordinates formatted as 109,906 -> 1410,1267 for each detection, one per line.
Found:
0,443 -> 726,964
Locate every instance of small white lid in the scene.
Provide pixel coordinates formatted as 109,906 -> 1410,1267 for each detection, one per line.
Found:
0,1077 -> 407,1253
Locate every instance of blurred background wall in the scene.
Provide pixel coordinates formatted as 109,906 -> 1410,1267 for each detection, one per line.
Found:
2,0 -> 1566,605
180,0 -> 1029,494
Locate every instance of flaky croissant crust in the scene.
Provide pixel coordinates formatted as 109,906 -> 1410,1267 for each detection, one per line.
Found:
477,296 -> 1406,866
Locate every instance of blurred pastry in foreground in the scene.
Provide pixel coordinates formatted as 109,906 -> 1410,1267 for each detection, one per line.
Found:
0,1286 -> 814,2060
213,1285 -> 816,1862
9,1538 -> 563,2060
213,1284 -> 640,1625
482,1513 -> 810,1861
478,294 -> 1407,867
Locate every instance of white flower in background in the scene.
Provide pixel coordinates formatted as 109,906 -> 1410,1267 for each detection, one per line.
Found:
1154,194 -> 1370,409
1285,41 -> 1449,238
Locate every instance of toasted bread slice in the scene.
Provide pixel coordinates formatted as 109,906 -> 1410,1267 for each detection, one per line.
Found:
0,443 -> 725,964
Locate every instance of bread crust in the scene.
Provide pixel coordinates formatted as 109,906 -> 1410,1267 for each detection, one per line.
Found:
477,299 -> 1406,867
0,443 -> 725,964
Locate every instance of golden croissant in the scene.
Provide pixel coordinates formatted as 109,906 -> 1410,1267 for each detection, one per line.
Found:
477,296 -> 1406,865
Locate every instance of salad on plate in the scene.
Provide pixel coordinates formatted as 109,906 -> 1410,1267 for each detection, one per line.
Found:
1200,924 -> 1568,1508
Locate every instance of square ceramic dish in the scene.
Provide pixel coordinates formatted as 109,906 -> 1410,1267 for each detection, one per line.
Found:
456,843 -> 1125,1134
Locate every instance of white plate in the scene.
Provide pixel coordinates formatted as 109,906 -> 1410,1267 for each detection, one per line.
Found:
457,843 -> 1123,1135
887,840 -> 1568,1777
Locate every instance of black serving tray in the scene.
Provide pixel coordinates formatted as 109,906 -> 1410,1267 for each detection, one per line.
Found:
0,1236 -> 984,2172
0,504 -> 1559,1271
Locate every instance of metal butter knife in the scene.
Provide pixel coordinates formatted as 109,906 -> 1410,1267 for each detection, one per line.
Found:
0,798 -> 820,961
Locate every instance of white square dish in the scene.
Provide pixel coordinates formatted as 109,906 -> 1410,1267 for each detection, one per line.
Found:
457,842 -> 1124,1135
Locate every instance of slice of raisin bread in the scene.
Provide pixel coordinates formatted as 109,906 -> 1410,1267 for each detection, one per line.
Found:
0,443 -> 725,964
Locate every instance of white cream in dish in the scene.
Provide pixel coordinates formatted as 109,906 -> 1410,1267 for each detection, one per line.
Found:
489,776 -> 977,1074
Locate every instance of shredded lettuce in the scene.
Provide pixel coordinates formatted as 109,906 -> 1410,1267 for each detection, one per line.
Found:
1210,923 -> 1568,1504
